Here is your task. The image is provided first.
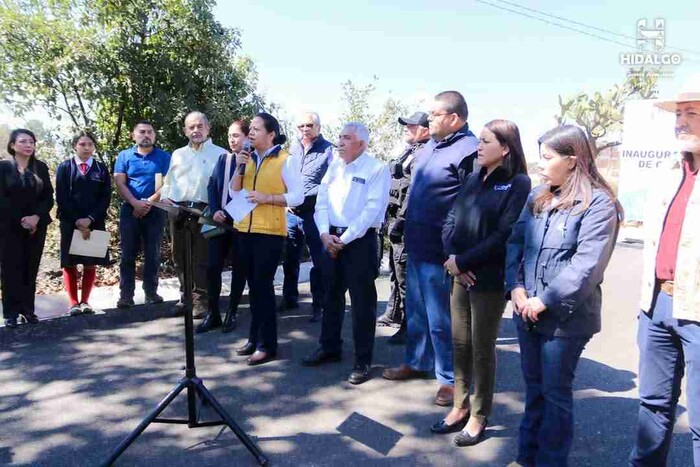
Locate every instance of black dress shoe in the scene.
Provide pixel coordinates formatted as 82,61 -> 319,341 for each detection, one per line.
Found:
453,419 -> 487,446
196,313 -> 222,334
246,350 -> 277,366
348,364 -> 371,385
309,307 -> 322,323
301,348 -> 341,367
221,311 -> 237,333
20,313 -> 40,324
4,318 -> 18,329
236,342 -> 256,356
430,417 -> 468,434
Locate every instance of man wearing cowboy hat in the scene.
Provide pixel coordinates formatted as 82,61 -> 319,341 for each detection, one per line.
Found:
630,76 -> 700,466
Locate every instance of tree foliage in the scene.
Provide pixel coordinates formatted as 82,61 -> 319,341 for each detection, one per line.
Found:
333,78 -> 409,161
555,69 -> 659,155
0,0 -> 261,168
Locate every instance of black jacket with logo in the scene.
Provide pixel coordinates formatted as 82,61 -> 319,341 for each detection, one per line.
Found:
442,166 -> 531,291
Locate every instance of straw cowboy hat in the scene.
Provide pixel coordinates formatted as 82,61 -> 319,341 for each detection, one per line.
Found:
655,74 -> 700,112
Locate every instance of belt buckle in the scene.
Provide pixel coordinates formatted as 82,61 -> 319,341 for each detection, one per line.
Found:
333,227 -> 344,235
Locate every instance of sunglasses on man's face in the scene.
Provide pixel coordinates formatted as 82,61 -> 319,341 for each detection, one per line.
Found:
298,123 -> 314,129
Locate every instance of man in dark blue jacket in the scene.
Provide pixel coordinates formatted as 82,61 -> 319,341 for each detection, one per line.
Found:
279,112 -> 334,322
383,91 -> 479,407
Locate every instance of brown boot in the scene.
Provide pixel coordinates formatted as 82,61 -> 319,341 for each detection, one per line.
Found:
382,364 -> 428,381
435,385 -> 455,406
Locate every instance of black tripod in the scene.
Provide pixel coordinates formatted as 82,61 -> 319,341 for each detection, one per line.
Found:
103,205 -> 268,466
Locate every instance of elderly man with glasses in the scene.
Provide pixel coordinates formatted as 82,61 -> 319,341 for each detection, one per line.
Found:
279,112 -> 335,322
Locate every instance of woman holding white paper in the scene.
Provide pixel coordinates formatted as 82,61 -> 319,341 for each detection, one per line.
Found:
229,113 -> 302,366
55,131 -> 111,316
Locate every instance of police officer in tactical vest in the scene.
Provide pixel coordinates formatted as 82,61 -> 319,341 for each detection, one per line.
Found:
377,112 -> 431,344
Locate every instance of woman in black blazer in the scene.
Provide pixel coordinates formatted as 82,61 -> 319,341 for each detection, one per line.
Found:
55,131 -> 111,316
0,129 -> 54,328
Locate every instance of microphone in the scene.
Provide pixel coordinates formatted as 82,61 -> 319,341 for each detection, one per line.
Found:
238,140 -> 251,175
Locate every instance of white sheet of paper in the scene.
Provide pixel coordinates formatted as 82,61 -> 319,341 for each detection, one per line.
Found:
224,189 -> 257,223
68,229 -> 110,258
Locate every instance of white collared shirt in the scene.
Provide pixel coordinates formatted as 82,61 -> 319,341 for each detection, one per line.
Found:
161,139 -> 227,203
315,152 -> 390,245
73,155 -> 94,171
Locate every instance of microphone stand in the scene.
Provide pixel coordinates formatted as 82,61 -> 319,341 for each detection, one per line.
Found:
102,202 -> 268,466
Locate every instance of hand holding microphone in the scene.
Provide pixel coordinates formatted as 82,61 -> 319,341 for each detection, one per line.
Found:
237,140 -> 252,175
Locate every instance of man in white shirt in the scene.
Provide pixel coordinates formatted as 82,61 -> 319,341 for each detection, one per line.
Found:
160,111 -> 227,317
301,122 -> 390,385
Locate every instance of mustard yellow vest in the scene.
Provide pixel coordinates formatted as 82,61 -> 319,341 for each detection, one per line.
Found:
234,148 -> 288,236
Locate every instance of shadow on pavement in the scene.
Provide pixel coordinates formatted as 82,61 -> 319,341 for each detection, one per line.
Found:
0,295 -> 693,466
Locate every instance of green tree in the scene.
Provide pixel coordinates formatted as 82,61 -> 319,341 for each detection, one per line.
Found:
333,78 -> 409,161
555,68 -> 659,155
0,0 -> 261,168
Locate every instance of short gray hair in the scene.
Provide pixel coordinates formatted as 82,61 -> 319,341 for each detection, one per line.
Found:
299,111 -> 321,126
343,122 -> 369,145
184,111 -> 209,126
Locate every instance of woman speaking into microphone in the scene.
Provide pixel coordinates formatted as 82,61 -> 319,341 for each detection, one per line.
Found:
230,113 -> 302,365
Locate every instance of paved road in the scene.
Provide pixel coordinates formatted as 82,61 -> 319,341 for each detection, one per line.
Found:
0,245 -> 692,466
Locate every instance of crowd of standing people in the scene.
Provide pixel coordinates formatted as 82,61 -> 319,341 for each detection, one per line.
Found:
1,80 -> 699,466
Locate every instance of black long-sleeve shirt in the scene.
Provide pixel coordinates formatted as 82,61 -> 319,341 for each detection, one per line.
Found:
0,158 -> 54,235
442,166 -> 531,291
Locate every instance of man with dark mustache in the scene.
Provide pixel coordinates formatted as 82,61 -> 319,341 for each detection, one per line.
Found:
114,121 -> 172,308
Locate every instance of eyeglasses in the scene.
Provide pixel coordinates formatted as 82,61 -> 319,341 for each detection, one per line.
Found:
297,123 -> 314,129
428,112 -> 452,119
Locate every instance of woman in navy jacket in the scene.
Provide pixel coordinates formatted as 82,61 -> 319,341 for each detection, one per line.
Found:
55,131 -> 111,316
505,125 -> 621,466
0,129 -> 54,328
196,119 -> 250,335
434,120 -> 531,445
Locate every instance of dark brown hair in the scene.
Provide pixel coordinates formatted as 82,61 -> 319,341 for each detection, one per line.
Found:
255,112 -> 287,146
7,128 -> 42,188
231,119 -> 250,136
484,119 -> 528,177
535,125 -> 621,217
7,128 -> 36,158
435,90 -> 468,120
71,130 -> 98,148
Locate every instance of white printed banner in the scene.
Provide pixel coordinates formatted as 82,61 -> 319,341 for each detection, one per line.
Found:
619,99 -> 680,222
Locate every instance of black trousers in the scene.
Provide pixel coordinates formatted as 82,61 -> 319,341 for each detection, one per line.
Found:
383,241 -> 407,324
238,233 -> 284,354
206,230 -> 246,317
1,226 -> 47,320
320,229 -> 379,366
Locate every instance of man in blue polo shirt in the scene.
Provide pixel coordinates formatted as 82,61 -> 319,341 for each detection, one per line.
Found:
114,120 -> 171,308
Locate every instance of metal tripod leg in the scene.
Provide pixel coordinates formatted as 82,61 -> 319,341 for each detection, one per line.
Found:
194,379 -> 269,466
101,380 -> 188,466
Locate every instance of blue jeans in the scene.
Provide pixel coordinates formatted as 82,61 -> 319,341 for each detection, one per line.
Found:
404,257 -> 454,385
516,326 -> 589,467
282,210 -> 325,309
630,290 -> 700,466
119,204 -> 165,298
